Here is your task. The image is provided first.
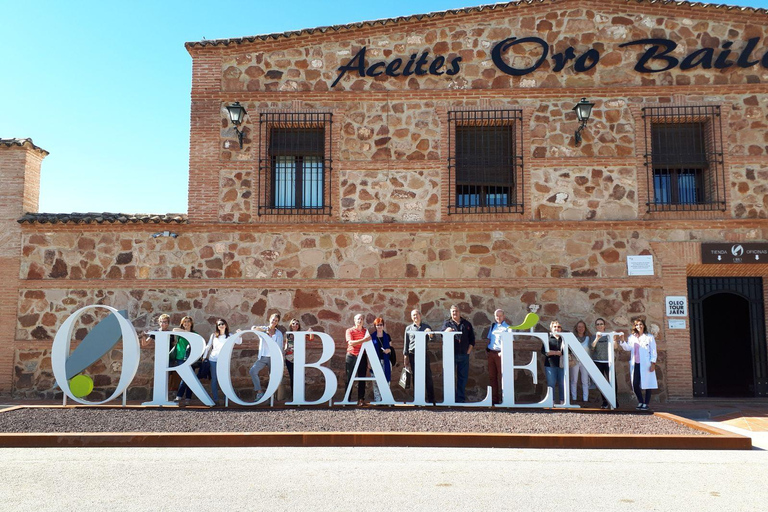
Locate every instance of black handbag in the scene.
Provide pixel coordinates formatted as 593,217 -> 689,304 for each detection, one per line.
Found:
389,349 -> 397,367
197,360 -> 212,380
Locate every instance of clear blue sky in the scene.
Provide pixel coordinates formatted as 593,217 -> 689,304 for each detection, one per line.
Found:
2,0 -> 767,214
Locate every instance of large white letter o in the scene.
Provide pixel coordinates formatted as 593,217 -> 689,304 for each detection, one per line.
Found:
51,305 -> 140,405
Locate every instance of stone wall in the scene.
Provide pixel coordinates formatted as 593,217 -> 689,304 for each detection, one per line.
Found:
217,4 -> 768,93
20,225 -> 768,283
215,92 -> 768,223
731,164 -> 768,219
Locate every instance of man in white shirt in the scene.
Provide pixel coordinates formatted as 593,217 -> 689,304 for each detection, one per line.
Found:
486,309 -> 509,405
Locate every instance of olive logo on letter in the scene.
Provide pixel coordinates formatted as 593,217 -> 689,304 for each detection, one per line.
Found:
51,305 -> 140,405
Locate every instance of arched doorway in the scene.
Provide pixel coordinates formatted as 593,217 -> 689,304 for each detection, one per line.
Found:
688,277 -> 768,398
701,292 -> 753,396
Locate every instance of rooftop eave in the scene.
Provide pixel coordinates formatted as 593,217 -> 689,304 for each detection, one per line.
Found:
0,138 -> 49,157
18,212 -> 189,225
184,0 -> 768,51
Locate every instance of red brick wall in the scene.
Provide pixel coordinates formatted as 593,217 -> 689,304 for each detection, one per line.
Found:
0,144 -> 45,392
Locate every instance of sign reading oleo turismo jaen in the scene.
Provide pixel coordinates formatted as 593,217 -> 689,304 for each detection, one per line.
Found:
331,36 -> 768,86
52,305 -> 619,409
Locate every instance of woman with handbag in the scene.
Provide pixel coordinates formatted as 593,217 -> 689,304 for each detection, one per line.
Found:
369,317 -> 393,402
204,318 -> 238,406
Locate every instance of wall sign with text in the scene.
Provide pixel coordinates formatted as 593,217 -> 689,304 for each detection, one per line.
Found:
627,255 -> 654,276
665,296 -> 688,317
332,36 -> 768,87
701,243 -> 768,264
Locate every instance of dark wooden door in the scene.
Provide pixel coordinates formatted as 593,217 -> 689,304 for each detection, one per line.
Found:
688,277 -> 767,397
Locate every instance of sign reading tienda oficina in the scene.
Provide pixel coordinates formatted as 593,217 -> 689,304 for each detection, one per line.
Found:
52,305 -> 619,409
331,36 -> 768,87
701,243 -> 768,264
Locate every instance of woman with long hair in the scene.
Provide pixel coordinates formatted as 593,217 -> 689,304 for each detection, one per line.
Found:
569,320 -> 591,403
172,316 -> 195,403
249,313 -> 283,402
284,318 -> 301,393
204,318 -> 234,405
590,317 -> 621,409
620,318 -> 658,410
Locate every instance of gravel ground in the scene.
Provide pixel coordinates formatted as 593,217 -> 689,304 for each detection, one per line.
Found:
0,407 -> 707,435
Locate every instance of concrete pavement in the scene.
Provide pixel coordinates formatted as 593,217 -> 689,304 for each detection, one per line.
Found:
0,446 -> 766,511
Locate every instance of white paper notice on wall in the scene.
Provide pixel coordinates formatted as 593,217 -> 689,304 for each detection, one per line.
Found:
665,296 -> 688,317
668,319 -> 686,330
627,255 -> 654,276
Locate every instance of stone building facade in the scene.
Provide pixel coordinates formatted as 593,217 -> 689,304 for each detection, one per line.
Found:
3,0 -> 768,403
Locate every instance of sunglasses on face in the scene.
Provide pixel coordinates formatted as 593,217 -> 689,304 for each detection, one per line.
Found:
217,323 -> 226,326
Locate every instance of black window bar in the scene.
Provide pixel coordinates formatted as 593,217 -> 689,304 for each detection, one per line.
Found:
448,109 -> 524,214
642,105 -> 725,213
258,112 -> 333,216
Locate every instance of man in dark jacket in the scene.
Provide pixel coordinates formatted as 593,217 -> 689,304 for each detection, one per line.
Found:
442,304 -> 475,403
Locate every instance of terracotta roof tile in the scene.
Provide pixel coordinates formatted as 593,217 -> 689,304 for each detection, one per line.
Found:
0,138 -> 49,156
18,212 -> 188,225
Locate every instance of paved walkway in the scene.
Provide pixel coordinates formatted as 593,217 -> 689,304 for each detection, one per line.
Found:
652,400 -> 768,449
0,446 -> 766,511
711,408 -> 768,432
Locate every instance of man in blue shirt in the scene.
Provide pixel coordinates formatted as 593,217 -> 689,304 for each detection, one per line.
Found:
486,309 -> 509,405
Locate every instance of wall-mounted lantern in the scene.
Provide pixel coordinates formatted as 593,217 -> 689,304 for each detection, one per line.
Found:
225,101 -> 248,148
572,98 -> 595,146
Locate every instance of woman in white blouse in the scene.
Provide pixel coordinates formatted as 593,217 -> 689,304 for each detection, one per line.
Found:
619,318 -> 658,411
205,318 -> 240,405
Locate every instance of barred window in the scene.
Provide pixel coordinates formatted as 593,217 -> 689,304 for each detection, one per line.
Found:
258,112 -> 332,216
448,110 -> 524,214
642,105 -> 725,212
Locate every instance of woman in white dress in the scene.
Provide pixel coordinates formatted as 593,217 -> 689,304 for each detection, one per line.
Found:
619,318 -> 658,411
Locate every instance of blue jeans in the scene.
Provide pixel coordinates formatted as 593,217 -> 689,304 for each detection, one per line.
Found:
455,353 -> 470,403
249,356 -> 270,392
176,380 -> 192,400
210,361 -> 220,402
545,366 -> 565,403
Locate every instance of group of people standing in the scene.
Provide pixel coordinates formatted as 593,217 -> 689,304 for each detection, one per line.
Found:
146,307 -> 658,410
542,317 -> 658,410
144,313 -> 308,404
